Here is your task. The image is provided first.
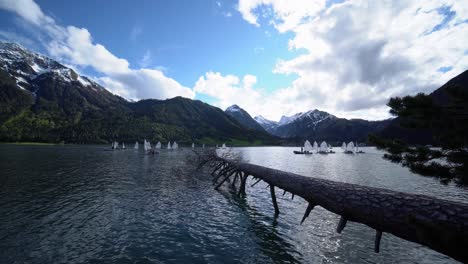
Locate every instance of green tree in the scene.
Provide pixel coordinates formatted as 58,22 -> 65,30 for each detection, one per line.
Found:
370,84 -> 468,185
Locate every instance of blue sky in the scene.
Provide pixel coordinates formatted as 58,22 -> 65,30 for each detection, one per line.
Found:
0,0 -> 298,95
0,0 -> 467,120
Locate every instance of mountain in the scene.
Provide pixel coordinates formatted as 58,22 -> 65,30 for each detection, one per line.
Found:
0,42 -> 276,145
225,105 -> 265,132
378,69 -> 468,144
254,115 -> 278,134
255,109 -> 390,142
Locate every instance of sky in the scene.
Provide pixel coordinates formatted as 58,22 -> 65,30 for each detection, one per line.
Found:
0,0 -> 467,121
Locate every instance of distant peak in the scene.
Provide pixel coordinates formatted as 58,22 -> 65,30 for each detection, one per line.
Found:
226,104 -> 241,112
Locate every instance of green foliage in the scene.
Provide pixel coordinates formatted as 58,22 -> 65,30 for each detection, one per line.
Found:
0,71 -> 278,146
370,75 -> 468,185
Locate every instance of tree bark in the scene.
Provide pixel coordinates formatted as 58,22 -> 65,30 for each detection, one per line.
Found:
213,158 -> 468,263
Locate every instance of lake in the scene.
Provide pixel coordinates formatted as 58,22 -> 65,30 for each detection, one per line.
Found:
0,144 -> 466,263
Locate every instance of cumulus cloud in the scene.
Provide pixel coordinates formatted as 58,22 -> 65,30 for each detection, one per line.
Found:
233,0 -> 468,120
238,0 -> 326,32
193,71 -> 334,120
194,72 -> 267,115
101,69 -> 194,100
0,0 -> 194,101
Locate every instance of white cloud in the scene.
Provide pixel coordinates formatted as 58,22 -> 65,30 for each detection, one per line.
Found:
100,69 -> 195,100
194,72 -> 267,115
234,0 -> 468,120
0,0 -> 194,101
139,50 -> 152,68
238,0 -> 326,32
0,0 -> 45,25
194,71 -> 335,121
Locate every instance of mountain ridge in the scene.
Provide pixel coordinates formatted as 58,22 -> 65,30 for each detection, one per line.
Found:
0,42 -> 276,145
254,109 -> 389,142
224,104 -> 265,132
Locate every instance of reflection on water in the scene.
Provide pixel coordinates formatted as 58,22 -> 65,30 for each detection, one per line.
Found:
0,145 -> 465,263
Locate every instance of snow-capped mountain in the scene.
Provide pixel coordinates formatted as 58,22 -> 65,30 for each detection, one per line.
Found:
225,104 -> 265,132
0,42 -> 105,95
255,110 -> 334,135
226,104 -> 241,113
255,109 -> 389,141
254,115 -> 278,134
0,42 -> 277,144
279,110 -> 334,127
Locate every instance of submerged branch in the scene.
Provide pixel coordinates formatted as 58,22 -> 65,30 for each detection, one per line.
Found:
197,149 -> 468,263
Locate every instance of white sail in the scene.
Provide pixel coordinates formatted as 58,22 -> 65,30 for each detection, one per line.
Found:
114,141 -> 119,149
320,141 -> 328,152
173,141 -> 178,149
304,140 -> 313,152
156,142 -> 161,149
222,143 -> 226,149
134,142 -> 138,149
216,144 -> 218,148
122,143 -> 126,149
167,142 -> 171,150
202,144 -> 205,148
341,142 -> 346,150
192,143 -> 195,148
313,141 -> 318,152
346,141 -> 355,153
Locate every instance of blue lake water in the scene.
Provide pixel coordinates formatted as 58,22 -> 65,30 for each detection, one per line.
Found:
0,144 -> 466,263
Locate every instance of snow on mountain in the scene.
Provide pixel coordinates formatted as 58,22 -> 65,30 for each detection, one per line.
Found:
255,109 -> 336,137
226,104 -> 241,113
225,105 -> 266,132
278,112 -> 303,126
0,42 -> 103,92
253,115 -> 278,134
254,115 -> 277,126
275,110 -> 334,128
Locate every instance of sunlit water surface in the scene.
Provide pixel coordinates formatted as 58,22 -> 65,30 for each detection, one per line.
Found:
0,145 -> 466,263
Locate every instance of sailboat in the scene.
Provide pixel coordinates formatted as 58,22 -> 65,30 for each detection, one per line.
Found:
345,141 -> 355,154
155,142 -> 161,149
356,142 -> 365,153
173,141 -> 178,149
167,142 -> 172,150
341,142 -> 346,151
192,143 -> 195,148
318,141 -> 328,154
202,144 -> 205,148
122,143 -> 126,150
313,141 -> 319,153
222,143 -> 226,149
294,140 -> 313,154
134,142 -> 139,149
328,144 -> 335,154
113,141 -> 119,150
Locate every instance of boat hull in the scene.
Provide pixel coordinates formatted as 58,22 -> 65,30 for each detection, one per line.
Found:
293,151 -> 312,154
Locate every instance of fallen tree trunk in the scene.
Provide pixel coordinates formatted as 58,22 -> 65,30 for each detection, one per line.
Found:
209,156 -> 468,263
